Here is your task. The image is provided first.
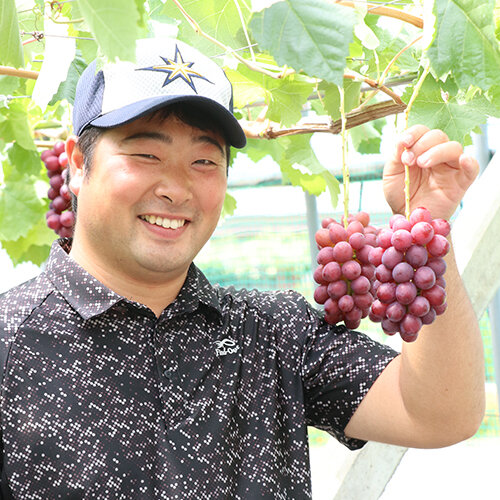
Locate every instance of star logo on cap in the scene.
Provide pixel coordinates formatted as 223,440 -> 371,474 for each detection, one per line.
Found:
137,45 -> 213,93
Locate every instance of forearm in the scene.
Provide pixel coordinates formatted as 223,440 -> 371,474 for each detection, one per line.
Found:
398,242 -> 485,444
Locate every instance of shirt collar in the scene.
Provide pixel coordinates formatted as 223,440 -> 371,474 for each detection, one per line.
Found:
46,239 -> 222,320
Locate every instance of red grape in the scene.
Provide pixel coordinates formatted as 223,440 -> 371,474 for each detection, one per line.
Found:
391,229 -> 413,252
333,241 -> 353,263
317,247 -> 334,265
405,245 -> 428,267
381,247 -> 404,270
413,266 -> 436,290
395,282 -> 417,305
427,234 -> 450,257
342,260 -> 361,280
411,221 -> 434,245
392,262 -> 414,283
409,207 -> 432,225
322,261 -> 342,281
314,286 -> 329,304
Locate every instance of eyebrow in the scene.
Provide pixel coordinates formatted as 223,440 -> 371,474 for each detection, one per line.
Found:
121,131 -> 225,155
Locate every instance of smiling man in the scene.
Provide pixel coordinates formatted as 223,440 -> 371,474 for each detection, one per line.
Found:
0,38 -> 485,499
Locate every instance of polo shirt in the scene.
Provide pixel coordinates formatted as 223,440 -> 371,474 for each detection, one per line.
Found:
0,239 -> 398,499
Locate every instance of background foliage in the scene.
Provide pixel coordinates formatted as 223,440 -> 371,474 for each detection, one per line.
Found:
1,0 -> 499,265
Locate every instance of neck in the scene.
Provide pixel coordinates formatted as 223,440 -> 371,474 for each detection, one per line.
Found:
69,239 -> 188,317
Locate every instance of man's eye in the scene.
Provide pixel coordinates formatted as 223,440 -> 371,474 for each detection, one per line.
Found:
133,154 -> 159,160
195,159 -> 216,166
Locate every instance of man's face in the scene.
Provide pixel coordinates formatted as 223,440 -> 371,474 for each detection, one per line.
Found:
70,114 -> 228,283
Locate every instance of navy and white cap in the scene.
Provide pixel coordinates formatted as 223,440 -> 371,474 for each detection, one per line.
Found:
73,38 -> 246,148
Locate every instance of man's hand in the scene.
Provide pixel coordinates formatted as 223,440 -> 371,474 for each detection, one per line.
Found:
383,125 -> 479,220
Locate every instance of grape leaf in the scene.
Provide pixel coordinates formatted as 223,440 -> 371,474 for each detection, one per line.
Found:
317,79 -> 361,120
427,0 -> 500,91
7,143 -> 43,177
0,101 -> 37,151
161,0 -> 251,57
0,75 -> 22,96
240,137 -> 287,164
224,68 -> 268,109
249,0 -> 356,84
233,64 -> 314,126
76,0 -> 140,61
350,119 -> 384,154
266,75 -> 315,126
281,162 -> 327,196
0,174 -> 45,241
1,216 -> 55,266
282,134 -> 340,205
403,74 -> 489,143
0,0 -> 24,68
49,53 -> 88,106
221,191 -> 237,217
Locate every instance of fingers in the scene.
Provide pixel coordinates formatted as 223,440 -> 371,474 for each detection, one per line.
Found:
459,154 -> 480,184
399,127 -> 463,169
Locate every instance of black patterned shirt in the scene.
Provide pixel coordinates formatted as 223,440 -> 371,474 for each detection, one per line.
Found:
0,239 -> 398,499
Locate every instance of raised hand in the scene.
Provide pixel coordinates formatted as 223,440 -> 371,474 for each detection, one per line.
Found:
383,125 -> 479,220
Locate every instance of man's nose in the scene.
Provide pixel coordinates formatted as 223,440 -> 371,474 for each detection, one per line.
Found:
153,166 -> 193,204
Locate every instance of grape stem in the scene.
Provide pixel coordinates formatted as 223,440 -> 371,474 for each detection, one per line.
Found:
339,85 -> 349,229
403,60 -> 430,219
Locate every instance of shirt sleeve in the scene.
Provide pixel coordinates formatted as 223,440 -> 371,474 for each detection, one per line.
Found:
300,304 -> 399,450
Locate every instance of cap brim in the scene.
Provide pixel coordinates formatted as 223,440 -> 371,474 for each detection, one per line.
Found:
86,95 -> 247,148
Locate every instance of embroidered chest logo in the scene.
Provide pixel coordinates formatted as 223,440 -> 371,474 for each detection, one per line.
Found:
213,338 -> 239,356
136,44 -> 213,93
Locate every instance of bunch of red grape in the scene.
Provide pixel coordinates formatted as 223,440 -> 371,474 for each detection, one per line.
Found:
368,207 -> 450,342
313,212 -> 379,330
41,140 -> 75,238
313,208 -> 450,342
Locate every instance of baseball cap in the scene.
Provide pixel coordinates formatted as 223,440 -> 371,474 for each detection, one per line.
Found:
72,38 -> 246,148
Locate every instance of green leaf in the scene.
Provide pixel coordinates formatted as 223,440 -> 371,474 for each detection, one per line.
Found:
281,162 -> 327,196
7,143 -> 43,177
233,63 -> 314,126
240,137 -> 287,164
224,67 -> 268,109
317,79 -> 361,120
49,53 -> 88,105
0,75 -> 22,96
221,191 -> 237,217
0,174 -> 45,241
266,75 -> 315,126
249,0 -> 356,84
364,16 -> 420,77
76,0 -> 140,61
1,215 -> 54,266
427,0 -> 500,91
350,120 -> 384,154
403,74 -> 490,143
0,0 -> 24,68
161,0 -> 251,57
284,134 -> 325,174
75,33 -> 99,64
0,101 -> 37,151
281,134 -> 340,205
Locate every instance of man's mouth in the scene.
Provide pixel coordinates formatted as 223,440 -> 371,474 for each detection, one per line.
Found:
139,215 -> 187,229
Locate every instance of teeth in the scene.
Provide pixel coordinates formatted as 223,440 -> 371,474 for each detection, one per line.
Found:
141,215 -> 185,229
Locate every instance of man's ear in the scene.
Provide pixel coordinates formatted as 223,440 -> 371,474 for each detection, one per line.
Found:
65,135 -> 84,196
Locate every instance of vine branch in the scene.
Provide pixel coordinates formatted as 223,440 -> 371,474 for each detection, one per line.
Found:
0,65 -> 38,80
337,1 -> 424,28
242,100 -> 406,140
359,34 -> 423,108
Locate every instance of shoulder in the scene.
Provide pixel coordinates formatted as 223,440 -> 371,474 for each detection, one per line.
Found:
0,273 -> 53,353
